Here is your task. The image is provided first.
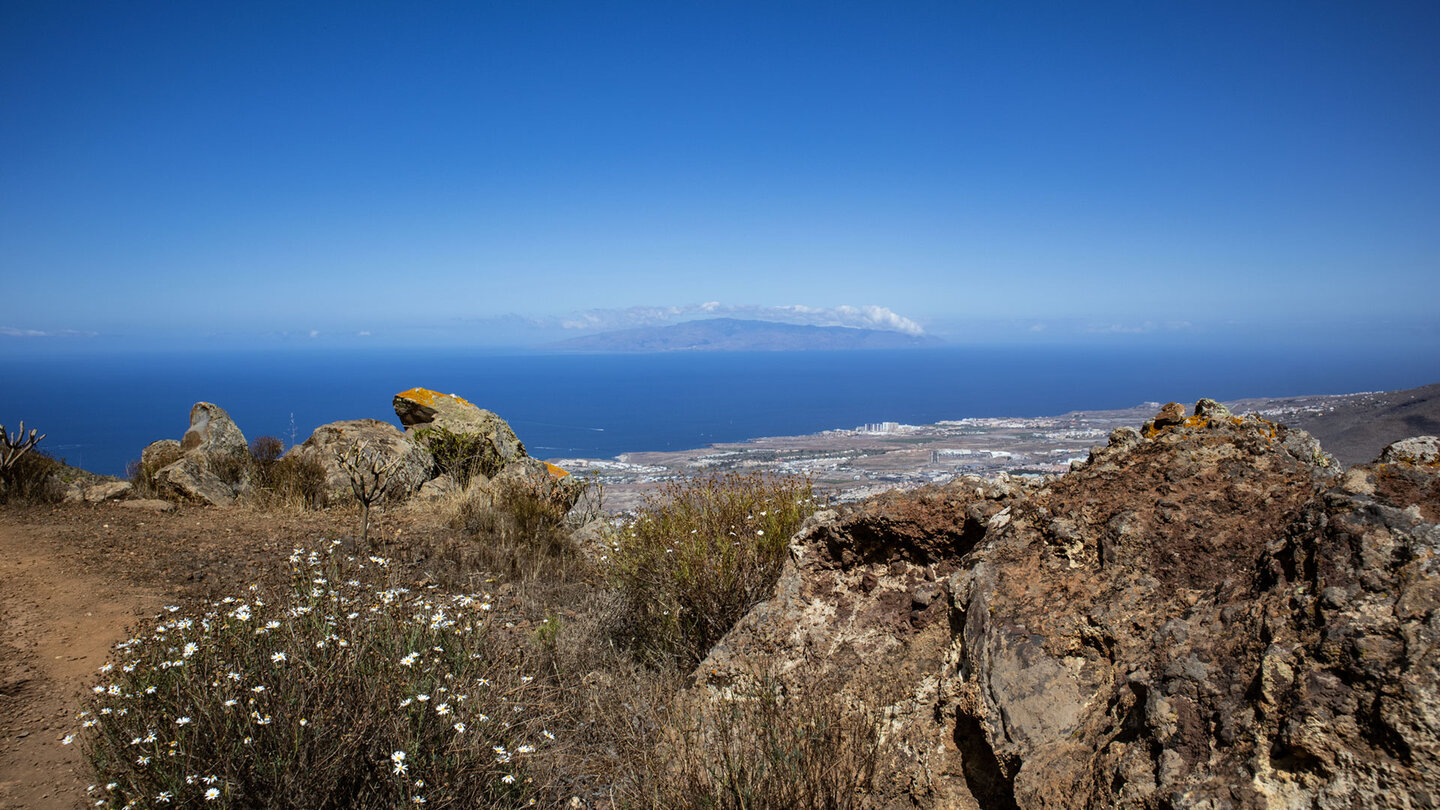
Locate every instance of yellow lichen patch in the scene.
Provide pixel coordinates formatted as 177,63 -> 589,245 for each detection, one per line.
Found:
395,387 -> 476,410
543,461 -> 570,479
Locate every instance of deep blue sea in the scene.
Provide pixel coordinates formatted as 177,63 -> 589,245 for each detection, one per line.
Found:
2,346 -> 1437,477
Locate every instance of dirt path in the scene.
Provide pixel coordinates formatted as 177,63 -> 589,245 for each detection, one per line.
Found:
0,517 -> 164,810
0,501 -> 453,808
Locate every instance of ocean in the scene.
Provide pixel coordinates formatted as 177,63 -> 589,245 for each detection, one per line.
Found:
2,345 -> 1436,477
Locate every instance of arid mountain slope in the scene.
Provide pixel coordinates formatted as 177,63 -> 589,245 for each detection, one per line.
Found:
699,402 -> 1440,809
1236,382 -> 1440,467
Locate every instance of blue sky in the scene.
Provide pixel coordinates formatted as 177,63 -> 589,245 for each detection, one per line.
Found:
2,1 -> 1437,349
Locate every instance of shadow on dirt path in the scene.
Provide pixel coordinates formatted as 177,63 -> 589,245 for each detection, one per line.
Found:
0,517 -> 163,810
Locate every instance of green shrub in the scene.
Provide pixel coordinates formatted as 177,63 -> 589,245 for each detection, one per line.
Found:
608,473 -> 817,671
72,545 -> 555,808
416,427 -> 503,489
635,675 -> 878,810
0,448 -> 64,504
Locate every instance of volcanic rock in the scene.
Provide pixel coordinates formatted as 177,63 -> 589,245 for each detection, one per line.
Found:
179,402 -> 248,459
155,456 -> 238,506
697,409 -> 1440,808
141,439 -> 182,470
392,387 -> 526,466
287,419 -> 434,502
1379,435 -> 1440,466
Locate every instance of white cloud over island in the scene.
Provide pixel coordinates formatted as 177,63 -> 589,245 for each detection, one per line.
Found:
552,303 -> 926,336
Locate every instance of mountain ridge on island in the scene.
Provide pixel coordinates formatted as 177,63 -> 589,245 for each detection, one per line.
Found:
547,317 -> 944,352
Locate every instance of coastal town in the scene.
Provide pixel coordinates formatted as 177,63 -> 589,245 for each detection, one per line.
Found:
551,390 -> 1403,512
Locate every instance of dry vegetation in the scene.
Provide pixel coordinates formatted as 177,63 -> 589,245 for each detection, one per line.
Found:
39,452 -> 881,808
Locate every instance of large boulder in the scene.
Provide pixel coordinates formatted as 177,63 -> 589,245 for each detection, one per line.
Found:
287,419 -> 434,502
138,404 -> 251,506
179,402 -> 249,459
141,439 -> 183,471
696,404 -> 1440,808
155,455 -> 239,506
393,387 -> 526,467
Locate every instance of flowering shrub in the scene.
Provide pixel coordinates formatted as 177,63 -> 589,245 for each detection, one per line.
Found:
72,544 -> 554,808
608,473 -> 817,670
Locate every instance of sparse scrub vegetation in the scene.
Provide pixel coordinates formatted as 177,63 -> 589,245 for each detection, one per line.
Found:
0,421 -> 64,504
65,468 -> 877,807
0,448 -> 65,504
249,436 -> 328,510
443,475 -> 580,591
608,472 -> 818,670
637,675 -> 879,810
416,426 -> 503,488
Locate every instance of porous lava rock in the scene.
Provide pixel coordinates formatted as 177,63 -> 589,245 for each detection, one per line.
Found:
698,401 -> 1440,809
287,419 -> 435,502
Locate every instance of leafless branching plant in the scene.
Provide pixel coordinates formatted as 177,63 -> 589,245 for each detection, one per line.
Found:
334,439 -> 401,546
1,421 -> 45,472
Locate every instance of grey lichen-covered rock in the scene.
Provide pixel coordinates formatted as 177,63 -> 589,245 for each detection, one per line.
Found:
393,387 -> 526,466
155,456 -> 237,506
1193,397 -> 1232,421
1379,435 -> 1440,465
287,419 -> 434,502
416,474 -> 460,501
695,408 -> 1440,809
180,402 -> 249,459
83,481 -> 132,502
141,439 -> 183,470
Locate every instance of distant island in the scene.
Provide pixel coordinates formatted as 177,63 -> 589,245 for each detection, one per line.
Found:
548,317 -> 943,352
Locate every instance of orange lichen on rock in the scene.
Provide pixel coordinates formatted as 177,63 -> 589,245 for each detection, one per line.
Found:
543,461 -> 570,478
395,388 -> 476,410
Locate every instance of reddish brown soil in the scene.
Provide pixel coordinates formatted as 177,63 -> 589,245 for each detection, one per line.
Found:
0,501 -> 452,809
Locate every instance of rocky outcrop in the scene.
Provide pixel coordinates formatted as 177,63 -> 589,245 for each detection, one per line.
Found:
698,405 -> 1440,809
156,456 -> 240,506
179,402 -> 248,459
286,419 -> 434,502
141,439 -> 182,471
393,388 -> 526,466
147,403 -> 251,506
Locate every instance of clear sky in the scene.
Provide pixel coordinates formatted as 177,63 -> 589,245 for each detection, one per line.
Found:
2,1 -> 1437,349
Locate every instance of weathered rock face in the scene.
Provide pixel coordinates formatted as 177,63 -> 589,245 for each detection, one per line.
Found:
143,404 -> 251,506
699,404 -> 1440,809
393,388 -> 526,466
490,455 -> 587,512
179,402 -> 248,458
287,419 -> 434,502
141,439 -> 183,471
155,456 -> 239,507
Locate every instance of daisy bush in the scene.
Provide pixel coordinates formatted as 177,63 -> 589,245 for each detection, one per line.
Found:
72,543 -> 554,809
608,473 -> 818,670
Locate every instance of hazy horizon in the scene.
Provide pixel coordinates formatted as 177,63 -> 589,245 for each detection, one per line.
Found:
2,2 -> 1437,355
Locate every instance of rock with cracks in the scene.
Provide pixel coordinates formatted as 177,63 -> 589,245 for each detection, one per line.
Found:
286,419 -> 434,503
698,401 -> 1440,809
